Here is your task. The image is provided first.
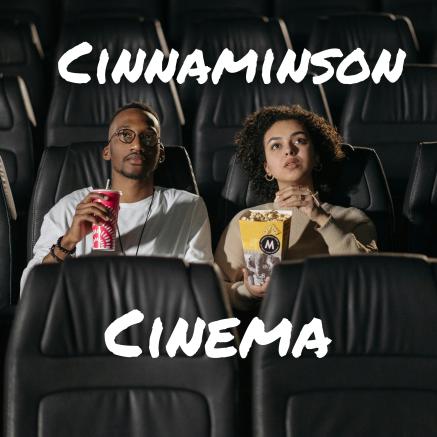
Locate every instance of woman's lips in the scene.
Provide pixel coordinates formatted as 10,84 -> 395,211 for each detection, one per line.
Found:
284,159 -> 300,168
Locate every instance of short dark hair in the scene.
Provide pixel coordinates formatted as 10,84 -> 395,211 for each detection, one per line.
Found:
109,101 -> 160,128
235,105 -> 345,201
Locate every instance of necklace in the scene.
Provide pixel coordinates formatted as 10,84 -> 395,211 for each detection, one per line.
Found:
116,188 -> 155,256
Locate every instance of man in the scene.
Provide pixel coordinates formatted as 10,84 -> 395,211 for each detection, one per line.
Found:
20,102 -> 213,291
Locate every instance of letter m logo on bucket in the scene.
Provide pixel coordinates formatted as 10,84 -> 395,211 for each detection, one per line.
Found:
259,235 -> 280,255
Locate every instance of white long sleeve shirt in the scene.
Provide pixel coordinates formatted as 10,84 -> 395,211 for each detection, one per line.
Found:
21,186 -> 213,292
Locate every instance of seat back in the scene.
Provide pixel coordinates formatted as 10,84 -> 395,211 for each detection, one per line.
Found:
341,65 -> 437,211
55,17 -> 168,71
7,257 -> 236,437
382,0 -> 437,60
273,0 -> 378,54
0,0 -> 58,50
178,16 -> 292,121
254,254 -> 437,436
46,77 -> 183,147
28,144 -> 197,258
0,19 -> 45,123
307,13 -> 419,124
219,144 -> 394,250
0,181 -> 11,309
403,141 -> 437,256
0,75 -> 34,214
166,0 -> 268,46
62,0 -> 162,21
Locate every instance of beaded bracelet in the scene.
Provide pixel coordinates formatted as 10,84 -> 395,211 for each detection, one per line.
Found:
50,244 -> 64,263
56,235 -> 76,255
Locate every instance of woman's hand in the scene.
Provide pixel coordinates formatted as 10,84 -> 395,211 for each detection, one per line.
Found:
275,186 -> 330,227
242,268 -> 270,299
62,192 -> 111,249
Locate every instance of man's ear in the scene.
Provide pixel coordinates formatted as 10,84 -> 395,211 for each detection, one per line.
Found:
102,145 -> 111,161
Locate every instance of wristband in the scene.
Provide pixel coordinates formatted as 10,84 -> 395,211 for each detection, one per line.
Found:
50,244 -> 64,263
56,235 -> 76,255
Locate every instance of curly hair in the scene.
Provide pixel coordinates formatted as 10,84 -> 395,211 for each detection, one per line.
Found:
235,105 -> 345,201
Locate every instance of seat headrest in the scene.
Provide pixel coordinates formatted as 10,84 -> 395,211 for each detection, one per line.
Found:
262,254 -> 437,356
21,257 -> 227,357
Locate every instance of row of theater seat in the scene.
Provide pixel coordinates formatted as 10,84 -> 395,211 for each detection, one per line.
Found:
2,62 -> 437,218
2,8 -> 434,128
3,254 -> 437,436
0,136 -> 436,307
1,0 -> 436,55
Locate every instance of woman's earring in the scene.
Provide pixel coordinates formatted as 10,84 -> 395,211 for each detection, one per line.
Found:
159,154 -> 165,164
265,173 -> 274,182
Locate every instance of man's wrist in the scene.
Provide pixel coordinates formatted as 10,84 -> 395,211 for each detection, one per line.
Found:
60,234 -> 77,252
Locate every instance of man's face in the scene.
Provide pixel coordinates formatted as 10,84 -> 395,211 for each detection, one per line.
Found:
103,108 -> 161,180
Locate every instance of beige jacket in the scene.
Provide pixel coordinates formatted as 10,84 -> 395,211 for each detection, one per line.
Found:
214,202 -> 378,310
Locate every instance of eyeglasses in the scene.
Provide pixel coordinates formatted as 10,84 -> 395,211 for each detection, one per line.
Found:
108,128 -> 161,148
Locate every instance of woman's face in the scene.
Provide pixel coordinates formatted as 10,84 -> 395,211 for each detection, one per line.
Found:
263,119 -> 316,188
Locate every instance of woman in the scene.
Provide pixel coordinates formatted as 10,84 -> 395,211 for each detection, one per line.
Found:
215,105 -> 377,310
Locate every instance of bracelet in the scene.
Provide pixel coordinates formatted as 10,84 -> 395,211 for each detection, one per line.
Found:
50,244 -> 64,263
56,235 -> 76,255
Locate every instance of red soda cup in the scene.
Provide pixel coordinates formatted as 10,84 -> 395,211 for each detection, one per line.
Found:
91,189 -> 122,251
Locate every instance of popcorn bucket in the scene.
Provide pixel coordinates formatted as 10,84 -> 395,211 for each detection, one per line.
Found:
239,210 -> 292,286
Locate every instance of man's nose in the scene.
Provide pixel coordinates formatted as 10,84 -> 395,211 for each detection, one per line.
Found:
129,139 -> 144,152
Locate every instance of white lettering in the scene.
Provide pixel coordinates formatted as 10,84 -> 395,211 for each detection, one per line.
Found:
211,48 -> 258,84
176,49 -> 211,84
111,49 -> 147,84
239,317 -> 292,358
205,318 -> 240,358
276,49 -> 311,84
104,309 -> 144,358
291,317 -> 332,358
336,48 -> 371,84
58,41 -> 92,84
165,317 -> 206,357
371,49 -> 406,84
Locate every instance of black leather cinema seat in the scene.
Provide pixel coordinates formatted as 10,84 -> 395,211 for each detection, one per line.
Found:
253,254 -> 437,437
56,16 -> 169,72
273,0 -> 378,54
0,182 -> 12,310
7,257 -> 237,437
341,65 -> 437,211
0,0 -> 57,51
0,19 -> 45,124
307,13 -> 419,124
382,0 -> 437,60
179,16 -> 292,122
166,0 -> 268,46
62,0 -> 162,21
28,144 -> 197,258
46,78 -> 183,147
403,142 -> 437,256
219,144 -> 394,250
194,73 -> 332,218
0,75 -> 34,216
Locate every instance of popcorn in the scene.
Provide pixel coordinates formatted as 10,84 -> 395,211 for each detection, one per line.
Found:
241,210 -> 290,222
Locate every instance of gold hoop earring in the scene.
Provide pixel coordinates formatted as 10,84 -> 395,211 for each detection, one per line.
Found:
265,173 -> 274,182
159,154 -> 165,164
